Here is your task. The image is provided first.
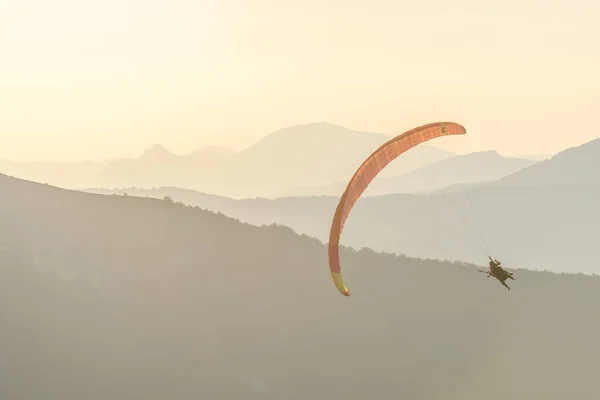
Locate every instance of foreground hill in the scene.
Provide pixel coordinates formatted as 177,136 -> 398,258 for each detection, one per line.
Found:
282,150 -> 536,196
97,184 -> 600,274
2,174 -> 599,399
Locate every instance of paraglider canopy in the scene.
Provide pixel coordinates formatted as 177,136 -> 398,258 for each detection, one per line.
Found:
328,122 -> 467,296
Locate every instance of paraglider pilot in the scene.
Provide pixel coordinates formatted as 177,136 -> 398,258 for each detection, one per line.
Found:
486,257 -> 514,290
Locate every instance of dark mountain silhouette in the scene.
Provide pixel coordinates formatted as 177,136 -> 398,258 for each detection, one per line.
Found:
282,150 -> 536,197
1,173 -> 600,399
101,182 -> 600,274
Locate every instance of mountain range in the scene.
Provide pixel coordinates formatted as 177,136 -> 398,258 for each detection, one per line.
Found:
0,144 -> 236,190
282,150 -> 536,196
2,122 -> 459,197
3,122 -> 557,198
88,136 -> 600,274
493,137 -> 600,186
1,172 -> 600,399
93,144 -> 238,190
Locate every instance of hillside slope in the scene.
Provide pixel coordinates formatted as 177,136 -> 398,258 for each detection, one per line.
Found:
106,184 -> 600,274
2,174 -> 599,399
494,137 -> 600,186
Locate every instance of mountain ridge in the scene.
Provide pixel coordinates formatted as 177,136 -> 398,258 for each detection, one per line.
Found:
281,149 -> 537,196
0,122 -> 454,197
2,172 -> 600,398
90,182 -> 600,274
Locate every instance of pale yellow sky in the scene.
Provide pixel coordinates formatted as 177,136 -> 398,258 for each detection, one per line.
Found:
1,0 -> 599,161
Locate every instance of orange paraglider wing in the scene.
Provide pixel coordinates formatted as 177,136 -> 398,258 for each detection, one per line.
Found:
328,122 -> 467,296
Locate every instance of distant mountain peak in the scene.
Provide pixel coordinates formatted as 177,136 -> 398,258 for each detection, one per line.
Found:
141,144 -> 176,161
495,136 -> 600,186
246,122 -> 391,152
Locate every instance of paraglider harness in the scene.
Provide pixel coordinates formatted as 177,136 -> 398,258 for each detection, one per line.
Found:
479,256 -> 514,283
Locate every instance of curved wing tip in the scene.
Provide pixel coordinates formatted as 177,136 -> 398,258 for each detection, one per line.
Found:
337,285 -> 350,296
331,272 -> 350,296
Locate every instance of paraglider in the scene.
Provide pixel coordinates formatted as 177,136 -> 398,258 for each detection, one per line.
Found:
482,257 -> 515,290
327,122 -> 467,296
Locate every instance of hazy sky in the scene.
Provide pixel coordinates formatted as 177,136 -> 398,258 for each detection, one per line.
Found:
1,0 -> 599,161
